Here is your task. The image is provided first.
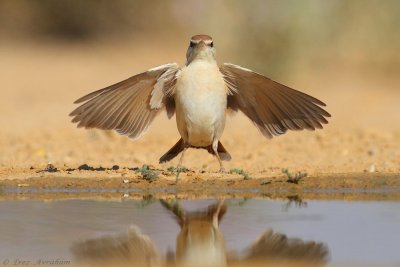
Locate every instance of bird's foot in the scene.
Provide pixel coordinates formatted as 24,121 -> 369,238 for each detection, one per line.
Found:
218,167 -> 226,173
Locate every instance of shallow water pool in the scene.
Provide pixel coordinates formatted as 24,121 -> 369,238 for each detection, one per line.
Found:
0,197 -> 399,266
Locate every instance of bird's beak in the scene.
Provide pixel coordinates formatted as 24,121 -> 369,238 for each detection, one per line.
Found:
198,40 -> 207,49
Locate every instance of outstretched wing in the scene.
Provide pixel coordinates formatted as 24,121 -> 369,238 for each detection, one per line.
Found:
220,63 -> 330,139
241,229 -> 329,263
71,225 -> 160,265
70,63 -> 180,139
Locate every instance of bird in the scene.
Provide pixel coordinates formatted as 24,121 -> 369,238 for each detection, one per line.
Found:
70,34 -> 330,172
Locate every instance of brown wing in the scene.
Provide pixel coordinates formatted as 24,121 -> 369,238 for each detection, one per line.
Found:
220,63 -> 331,138
242,229 -> 329,263
71,225 -> 160,264
69,63 -> 180,139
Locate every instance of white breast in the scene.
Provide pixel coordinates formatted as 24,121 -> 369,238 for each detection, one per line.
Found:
175,60 -> 228,147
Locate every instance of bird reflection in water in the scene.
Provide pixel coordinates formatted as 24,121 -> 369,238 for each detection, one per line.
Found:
71,199 -> 329,267
161,199 -> 227,267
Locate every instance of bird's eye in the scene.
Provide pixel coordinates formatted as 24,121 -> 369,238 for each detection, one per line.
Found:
190,41 -> 195,48
209,42 -> 213,47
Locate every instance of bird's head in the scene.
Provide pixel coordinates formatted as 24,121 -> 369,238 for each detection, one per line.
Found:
186,34 -> 216,65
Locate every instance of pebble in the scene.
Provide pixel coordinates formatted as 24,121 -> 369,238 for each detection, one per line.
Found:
368,164 -> 376,173
367,148 -> 376,156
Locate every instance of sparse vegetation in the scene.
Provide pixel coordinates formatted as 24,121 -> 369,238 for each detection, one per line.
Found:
167,166 -> 189,181
167,166 -> 188,174
134,165 -> 159,182
282,168 -> 307,184
230,168 -> 251,180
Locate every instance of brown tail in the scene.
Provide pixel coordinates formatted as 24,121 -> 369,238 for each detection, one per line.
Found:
159,138 -> 185,163
159,139 -> 231,163
206,142 -> 231,161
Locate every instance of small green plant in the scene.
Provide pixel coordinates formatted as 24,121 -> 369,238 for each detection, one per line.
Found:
230,168 -> 251,180
167,166 -> 188,182
167,166 -> 188,174
282,168 -> 307,184
135,164 -> 159,182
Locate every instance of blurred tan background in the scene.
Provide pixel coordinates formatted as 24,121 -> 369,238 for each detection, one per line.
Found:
1,0 -> 399,176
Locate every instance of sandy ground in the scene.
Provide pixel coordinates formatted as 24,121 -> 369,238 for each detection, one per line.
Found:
0,41 -> 399,197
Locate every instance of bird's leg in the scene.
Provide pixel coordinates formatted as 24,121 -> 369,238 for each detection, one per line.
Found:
178,146 -> 187,167
212,140 -> 225,173
176,145 -> 188,182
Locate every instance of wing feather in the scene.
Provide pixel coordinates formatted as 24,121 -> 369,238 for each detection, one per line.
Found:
70,63 -> 180,139
220,63 -> 330,138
